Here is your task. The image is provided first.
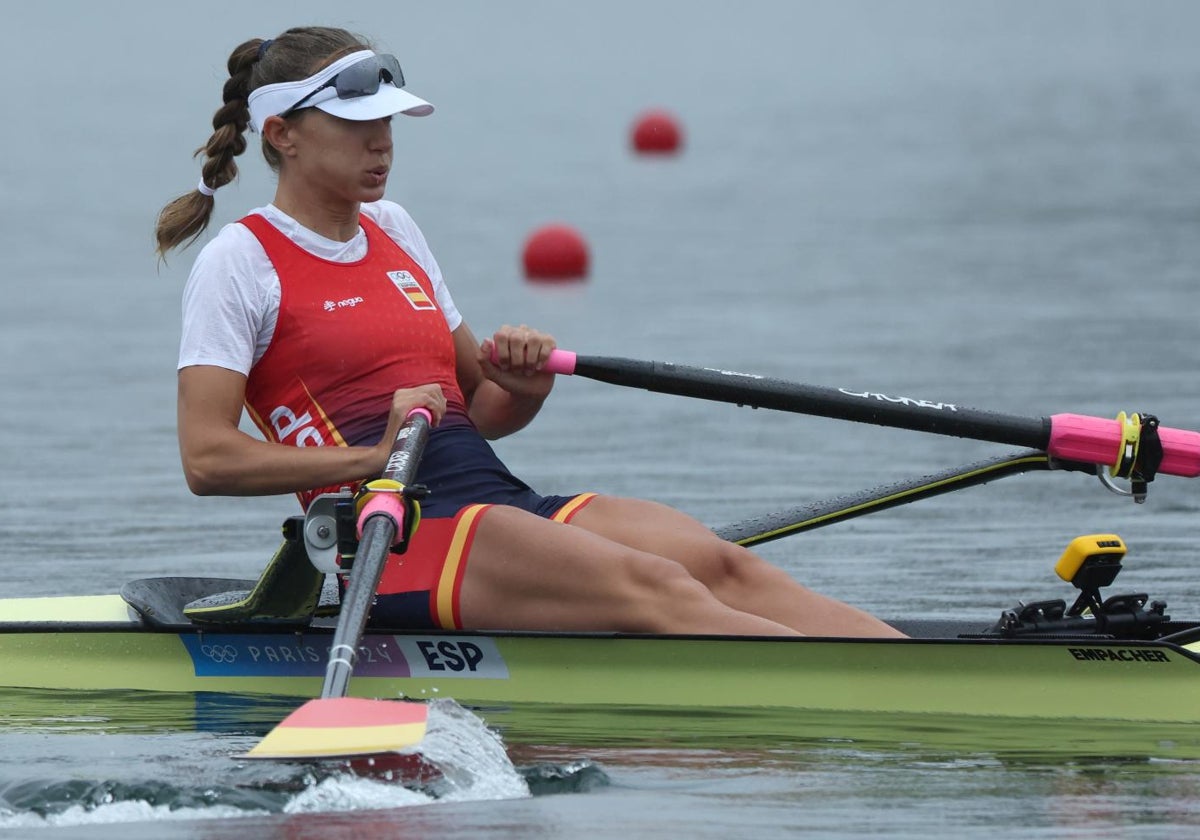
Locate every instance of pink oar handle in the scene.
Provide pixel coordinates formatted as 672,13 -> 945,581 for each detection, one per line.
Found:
543,349 -> 577,375
488,346 -> 578,375
1048,413 -> 1200,478
1158,427 -> 1200,477
356,493 -> 408,540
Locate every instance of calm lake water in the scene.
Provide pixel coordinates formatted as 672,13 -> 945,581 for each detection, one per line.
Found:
4,0 -> 1200,836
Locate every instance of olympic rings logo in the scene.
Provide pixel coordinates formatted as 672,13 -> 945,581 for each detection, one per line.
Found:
200,644 -> 240,663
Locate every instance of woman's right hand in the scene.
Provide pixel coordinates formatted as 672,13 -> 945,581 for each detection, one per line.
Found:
374,384 -> 447,470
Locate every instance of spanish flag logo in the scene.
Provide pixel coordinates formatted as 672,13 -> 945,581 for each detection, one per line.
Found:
387,270 -> 437,311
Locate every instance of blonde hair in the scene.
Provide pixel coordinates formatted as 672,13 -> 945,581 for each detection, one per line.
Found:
154,26 -> 369,257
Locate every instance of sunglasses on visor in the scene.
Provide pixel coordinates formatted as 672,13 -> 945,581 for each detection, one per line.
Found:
279,53 -> 406,119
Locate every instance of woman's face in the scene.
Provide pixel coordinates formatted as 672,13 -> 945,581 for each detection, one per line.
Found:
280,109 -> 394,206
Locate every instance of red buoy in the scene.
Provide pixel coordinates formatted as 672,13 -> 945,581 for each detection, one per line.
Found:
522,224 -> 589,282
631,109 -> 683,155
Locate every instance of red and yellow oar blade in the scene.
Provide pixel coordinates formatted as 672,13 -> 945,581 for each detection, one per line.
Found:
244,698 -> 428,760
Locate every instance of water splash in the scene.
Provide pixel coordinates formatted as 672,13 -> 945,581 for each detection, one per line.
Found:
0,699 -> 530,829
282,775 -> 433,814
0,798 -> 261,829
283,699 -> 529,813
419,698 -> 530,802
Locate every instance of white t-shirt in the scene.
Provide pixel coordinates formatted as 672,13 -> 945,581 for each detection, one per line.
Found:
178,201 -> 463,375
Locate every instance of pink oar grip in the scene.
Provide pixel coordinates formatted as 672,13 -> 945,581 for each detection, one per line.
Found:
1048,413 -> 1200,478
1159,426 -> 1200,477
1046,413 -> 1123,467
357,493 -> 407,539
543,349 -> 577,375
486,346 -> 577,375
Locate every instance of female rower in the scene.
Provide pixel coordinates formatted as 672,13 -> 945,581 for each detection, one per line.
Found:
155,26 -> 903,638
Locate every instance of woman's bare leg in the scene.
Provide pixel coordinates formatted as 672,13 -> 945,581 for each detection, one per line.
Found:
568,496 -> 905,638
457,506 -> 800,636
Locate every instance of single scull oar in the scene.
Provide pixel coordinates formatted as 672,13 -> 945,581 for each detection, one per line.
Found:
538,350 -> 1200,485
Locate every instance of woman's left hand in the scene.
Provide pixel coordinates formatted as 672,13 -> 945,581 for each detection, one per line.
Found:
478,324 -> 557,398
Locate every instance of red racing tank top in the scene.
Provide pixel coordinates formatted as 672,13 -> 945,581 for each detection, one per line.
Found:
239,213 -> 467,509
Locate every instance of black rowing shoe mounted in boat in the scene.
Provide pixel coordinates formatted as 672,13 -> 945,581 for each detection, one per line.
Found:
984,534 -> 1169,640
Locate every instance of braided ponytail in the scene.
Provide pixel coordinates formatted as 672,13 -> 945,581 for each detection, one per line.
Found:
154,38 -> 261,258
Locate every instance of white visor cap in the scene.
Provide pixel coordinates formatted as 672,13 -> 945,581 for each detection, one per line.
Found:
248,50 -> 433,134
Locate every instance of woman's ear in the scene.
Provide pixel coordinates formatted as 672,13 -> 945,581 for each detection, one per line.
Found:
261,115 -> 297,157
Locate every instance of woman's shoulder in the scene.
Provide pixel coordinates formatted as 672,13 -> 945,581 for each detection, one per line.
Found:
186,210 -> 277,302
192,209 -> 272,269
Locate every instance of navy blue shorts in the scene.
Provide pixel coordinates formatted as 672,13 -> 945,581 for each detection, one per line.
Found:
413,419 -> 579,518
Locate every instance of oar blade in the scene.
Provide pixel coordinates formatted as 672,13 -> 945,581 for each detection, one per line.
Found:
244,697 -> 428,761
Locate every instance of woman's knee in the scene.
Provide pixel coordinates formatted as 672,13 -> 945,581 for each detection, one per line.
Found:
616,551 -> 722,614
620,549 -> 703,593
688,541 -> 785,590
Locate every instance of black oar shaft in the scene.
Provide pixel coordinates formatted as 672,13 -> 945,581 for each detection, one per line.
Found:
573,356 -> 1052,449
322,516 -> 395,699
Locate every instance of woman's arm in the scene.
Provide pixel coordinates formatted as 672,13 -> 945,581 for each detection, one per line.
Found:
454,322 -> 556,440
177,365 -> 446,496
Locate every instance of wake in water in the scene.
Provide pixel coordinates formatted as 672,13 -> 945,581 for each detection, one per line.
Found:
282,699 -> 528,813
0,699 -> 603,830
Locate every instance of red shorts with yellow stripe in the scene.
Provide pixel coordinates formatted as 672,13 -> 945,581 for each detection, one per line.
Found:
369,492 -> 598,629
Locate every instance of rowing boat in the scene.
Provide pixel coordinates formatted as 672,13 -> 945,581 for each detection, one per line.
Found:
2,580 -> 1198,724
7,352 -> 1200,753
4,450 -> 1200,736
